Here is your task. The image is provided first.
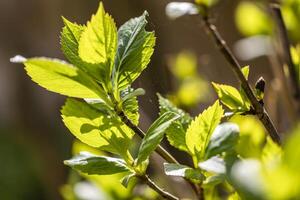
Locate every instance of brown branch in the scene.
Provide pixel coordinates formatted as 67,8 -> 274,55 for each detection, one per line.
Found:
202,17 -> 281,145
269,2 -> 300,101
118,110 -> 204,199
118,110 -> 178,164
139,175 -> 180,200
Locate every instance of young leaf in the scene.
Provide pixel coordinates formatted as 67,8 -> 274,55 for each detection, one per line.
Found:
60,18 -> 105,83
158,94 -> 192,152
121,88 -> 145,102
165,122 -> 189,152
61,98 -> 134,155
203,174 -> 225,187
114,11 -> 156,90
241,65 -> 250,80
121,173 -> 136,188
212,82 -> 249,112
121,88 -> 141,125
61,17 -> 85,65
136,112 -> 180,165
78,3 -> 117,77
64,152 -> 130,175
205,122 -> 239,159
164,163 -> 204,183
22,57 -> 109,101
186,101 -> 224,159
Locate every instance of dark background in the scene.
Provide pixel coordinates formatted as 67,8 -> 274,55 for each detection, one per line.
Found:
0,0 -> 274,199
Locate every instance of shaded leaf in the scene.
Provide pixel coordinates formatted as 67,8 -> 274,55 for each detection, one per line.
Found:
205,122 -> 239,159
203,174 -> 225,187
158,94 -> 192,152
199,156 -> 226,174
114,11 -> 155,90
164,163 -> 204,183
136,112 -> 179,165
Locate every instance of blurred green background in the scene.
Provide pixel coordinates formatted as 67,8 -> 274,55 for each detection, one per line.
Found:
0,0 -> 296,199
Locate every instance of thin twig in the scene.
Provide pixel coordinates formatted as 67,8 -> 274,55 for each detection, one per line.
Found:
139,175 -> 180,200
117,109 -> 204,199
118,110 -> 178,164
201,16 -> 281,145
269,2 -> 300,101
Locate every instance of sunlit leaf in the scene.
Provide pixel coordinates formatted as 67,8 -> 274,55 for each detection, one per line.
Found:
212,82 -> 249,112
60,18 -> 106,83
61,98 -> 134,155
78,2 -> 117,84
22,57 -> 109,101
121,88 -> 140,125
186,101 -> 224,160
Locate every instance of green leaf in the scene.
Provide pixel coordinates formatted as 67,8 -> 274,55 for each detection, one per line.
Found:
114,11 -> 156,90
163,163 -> 204,183
121,88 -> 141,125
212,82 -> 249,112
61,98 -> 134,155
205,122 -> 239,159
60,18 -> 106,83
158,94 -> 192,127
203,174 -> 225,187
199,156 -> 226,174
61,17 -> 85,64
165,122 -> 189,152
121,88 -> 145,102
241,66 -> 250,80
121,173 -> 136,188
23,57 -> 109,101
186,101 -> 224,160
78,2 -> 117,83
158,94 -> 192,152
136,112 -> 179,165
64,152 -> 129,175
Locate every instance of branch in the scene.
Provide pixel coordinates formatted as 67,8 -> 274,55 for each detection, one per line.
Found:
201,17 -> 281,145
117,110 -> 204,199
269,2 -> 300,101
139,175 -> 180,200
118,110 -> 178,164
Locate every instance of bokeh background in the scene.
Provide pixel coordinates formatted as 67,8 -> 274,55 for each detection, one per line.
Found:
0,0 -> 295,199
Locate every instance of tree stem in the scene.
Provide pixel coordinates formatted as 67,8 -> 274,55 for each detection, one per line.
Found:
269,0 -> 300,115
139,175 -> 180,200
202,17 -> 281,145
269,2 -> 300,110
